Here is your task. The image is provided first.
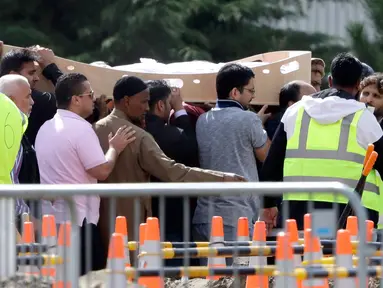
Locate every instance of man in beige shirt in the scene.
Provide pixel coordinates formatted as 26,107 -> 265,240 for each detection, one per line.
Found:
94,76 -> 245,265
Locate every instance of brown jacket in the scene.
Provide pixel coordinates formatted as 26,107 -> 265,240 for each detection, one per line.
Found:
93,109 -> 226,265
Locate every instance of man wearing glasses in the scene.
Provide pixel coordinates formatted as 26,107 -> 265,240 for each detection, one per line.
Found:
193,63 -> 271,265
35,73 -> 136,275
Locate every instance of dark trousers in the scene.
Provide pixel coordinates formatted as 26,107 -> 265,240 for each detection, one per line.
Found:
78,219 -> 106,276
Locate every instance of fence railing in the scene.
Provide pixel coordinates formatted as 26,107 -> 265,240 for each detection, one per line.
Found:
0,182 -> 369,288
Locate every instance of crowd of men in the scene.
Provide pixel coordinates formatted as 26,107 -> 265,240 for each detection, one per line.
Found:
1,41 -> 383,274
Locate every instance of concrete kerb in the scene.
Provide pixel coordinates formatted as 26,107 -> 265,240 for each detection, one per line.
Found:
0,182 -> 368,288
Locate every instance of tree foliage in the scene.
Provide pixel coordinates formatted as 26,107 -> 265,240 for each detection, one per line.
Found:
348,0 -> 383,71
1,0 -> 346,66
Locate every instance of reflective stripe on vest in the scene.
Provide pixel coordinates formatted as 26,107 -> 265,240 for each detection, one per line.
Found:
0,93 -> 26,184
283,107 -> 380,211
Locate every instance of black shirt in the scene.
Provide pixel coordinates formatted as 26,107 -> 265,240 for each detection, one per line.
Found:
145,112 -> 199,235
26,63 -> 62,145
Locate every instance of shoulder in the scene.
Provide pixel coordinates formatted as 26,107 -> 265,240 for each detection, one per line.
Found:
281,100 -> 305,124
32,90 -> 56,104
358,109 -> 383,134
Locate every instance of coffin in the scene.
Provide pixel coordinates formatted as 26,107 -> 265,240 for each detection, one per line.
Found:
2,44 -> 311,105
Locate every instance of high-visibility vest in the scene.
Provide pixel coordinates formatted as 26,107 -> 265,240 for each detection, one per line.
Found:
0,93 -> 28,184
283,106 -> 380,212
377,177 -> 383,229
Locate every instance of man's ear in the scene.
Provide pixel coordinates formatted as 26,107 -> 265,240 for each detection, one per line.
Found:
230,87 -> 240,101
157,100 -> 165,111
328,75 -> 333,88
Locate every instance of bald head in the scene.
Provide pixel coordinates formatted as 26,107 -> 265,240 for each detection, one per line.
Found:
0,74 -> 34,116
279,80 -> 316,109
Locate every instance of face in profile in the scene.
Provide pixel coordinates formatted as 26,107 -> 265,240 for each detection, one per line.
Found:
77,81 -> 95,118
124,89 -> 150,125
231,80 -> 255,109
10,81 -> 34,117
17,62 -> 40,89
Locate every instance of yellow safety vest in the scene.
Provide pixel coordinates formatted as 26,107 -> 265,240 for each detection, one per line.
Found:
0,93 -> 28,184
377,177 -> 383,229
283,106 -> 380,212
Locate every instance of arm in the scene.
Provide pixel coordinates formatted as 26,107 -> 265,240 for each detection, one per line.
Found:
249,113 -> 270,162
166,112 -> 199,164
34,46 -> 63,86
78,125 -> 136,181
42,63 -> 63,86
260,122 -> 287,207
172,110 -> 195,131
138,134 -> 226,182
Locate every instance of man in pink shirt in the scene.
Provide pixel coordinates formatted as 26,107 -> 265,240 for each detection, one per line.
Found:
35,73 -> 136,275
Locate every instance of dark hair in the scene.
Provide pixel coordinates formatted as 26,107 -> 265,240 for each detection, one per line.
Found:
146,80 -> 171,111
330,52 -> 362,87
361,62 -> 375,80
113,76 -> 147,102
0,49 -> 39,76
216,63 -> 255,100
279,82 -> 301,109
55,73 -> 88,109
359,73 -> 383,94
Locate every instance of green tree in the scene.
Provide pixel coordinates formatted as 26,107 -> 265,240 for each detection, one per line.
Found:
347,0 -> 383,71
0,0 -> 346,66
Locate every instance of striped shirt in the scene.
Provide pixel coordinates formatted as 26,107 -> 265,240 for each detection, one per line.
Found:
11,145 -> 30,216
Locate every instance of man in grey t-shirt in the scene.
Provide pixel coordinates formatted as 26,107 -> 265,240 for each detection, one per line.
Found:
193,64 -> 270,265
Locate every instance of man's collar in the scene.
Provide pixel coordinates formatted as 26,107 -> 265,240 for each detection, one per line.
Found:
215,99 -> 245,110
110,108 -> 131,122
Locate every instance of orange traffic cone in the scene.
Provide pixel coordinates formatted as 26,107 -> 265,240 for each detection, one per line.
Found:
236,217 -> 249,263
115,216 -> 131,269
19,221 -> 39,275
246,221 -> 268,288
107,233 -> 127,288
346,216 -> 358,241
366,220 -> 374,242
302,229 -> 328,288
304,214 -> 311,231
286,219 -> 302,267
275,232 -> 297,288
53,222 -> 72,288
138,217 -> 163,288
335,229 -> 355,288
207,216 -> 226,281
41,215 -> 57,277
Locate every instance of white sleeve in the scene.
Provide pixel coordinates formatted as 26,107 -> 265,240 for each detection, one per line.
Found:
356,110 -> 383,149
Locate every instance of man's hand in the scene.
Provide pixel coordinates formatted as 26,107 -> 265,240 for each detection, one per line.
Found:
30,45 -> 55,68
95,94 -> 110,119
257,105 -> 272,124
108,125 -> 136,154
260,207 -> 278,234
223,173 -> 247,182
169,87 -> 184,111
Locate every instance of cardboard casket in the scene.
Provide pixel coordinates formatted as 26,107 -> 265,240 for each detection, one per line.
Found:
3,44 -> 311,105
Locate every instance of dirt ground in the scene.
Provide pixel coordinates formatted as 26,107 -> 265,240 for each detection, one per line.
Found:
0,272 -> 379,288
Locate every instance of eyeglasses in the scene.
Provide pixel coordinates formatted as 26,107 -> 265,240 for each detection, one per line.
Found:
77,91 -> 95,99
243,88 -> 255,95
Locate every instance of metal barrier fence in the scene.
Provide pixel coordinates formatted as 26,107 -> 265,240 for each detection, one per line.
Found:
0,182 -> 371,288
